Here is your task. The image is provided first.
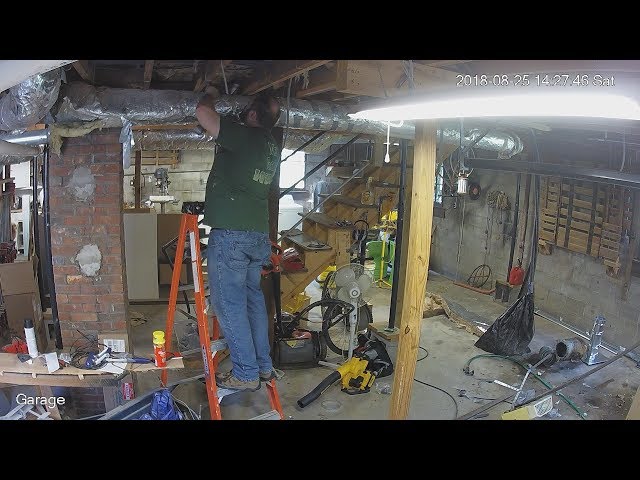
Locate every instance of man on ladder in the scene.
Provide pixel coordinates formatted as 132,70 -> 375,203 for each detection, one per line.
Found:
195,92 -> 281,392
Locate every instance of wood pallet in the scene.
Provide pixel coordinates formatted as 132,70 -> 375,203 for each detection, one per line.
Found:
538,177 -> 635,276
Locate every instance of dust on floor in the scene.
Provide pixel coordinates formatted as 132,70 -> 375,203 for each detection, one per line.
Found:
127,271 -> 640,420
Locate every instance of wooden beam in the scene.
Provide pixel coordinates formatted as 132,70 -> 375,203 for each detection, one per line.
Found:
72,60 -> 92,82
134,150 -> 142,208
297,81 -> 336,98
336,60 -> 458,98
389,121 -> 437,420
143,60 -> 154,89
193,60 -> 233,93
296,67 -> 338,98
244,60 -> 331,95
391,140 -> 453,331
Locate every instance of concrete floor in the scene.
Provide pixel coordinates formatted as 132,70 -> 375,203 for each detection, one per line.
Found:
128,271 -> 640,420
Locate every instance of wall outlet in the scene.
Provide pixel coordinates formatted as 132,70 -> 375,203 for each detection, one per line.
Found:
98,333 -> 129,353
102,338 -> 126,353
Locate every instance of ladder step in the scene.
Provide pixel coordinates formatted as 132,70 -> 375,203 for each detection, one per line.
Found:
336,175 -> 364,181
298,212 -> 354,230
250,409 -> 282,420
280,228 -> 332,251
210,338 -> 228,353
323,194 -> 378,210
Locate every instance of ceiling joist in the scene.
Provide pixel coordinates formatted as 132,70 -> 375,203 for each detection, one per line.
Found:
143,60 -> 154,90
72,60 -> 93,83
335,60 -> 458,98
296,67 -> 338,98
243,60 -> 331,95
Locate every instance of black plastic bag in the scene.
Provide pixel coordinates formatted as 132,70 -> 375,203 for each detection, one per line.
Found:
475,129 -> 542,356
474,280 -> 535,355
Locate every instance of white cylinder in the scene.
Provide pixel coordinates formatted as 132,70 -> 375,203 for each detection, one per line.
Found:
23,318 -> 39,358
457,175 -> 468,194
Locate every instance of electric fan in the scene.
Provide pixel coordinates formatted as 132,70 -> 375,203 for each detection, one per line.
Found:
321,263 -> 374,358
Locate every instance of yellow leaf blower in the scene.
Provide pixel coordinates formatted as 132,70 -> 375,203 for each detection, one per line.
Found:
297,336 -> 393,408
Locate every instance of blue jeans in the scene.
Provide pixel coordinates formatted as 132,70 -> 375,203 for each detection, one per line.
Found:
207,229 -> 273,382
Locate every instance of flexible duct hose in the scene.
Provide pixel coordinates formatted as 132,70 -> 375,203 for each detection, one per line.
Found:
297,371 -> 341,408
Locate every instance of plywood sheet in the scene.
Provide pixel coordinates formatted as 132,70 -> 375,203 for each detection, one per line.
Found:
124,213 -> 159,300
0,353 -> 183,377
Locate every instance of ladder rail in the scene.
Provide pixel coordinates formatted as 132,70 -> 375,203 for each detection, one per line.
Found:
161,214 -> 188,387
162,210 -> 283,420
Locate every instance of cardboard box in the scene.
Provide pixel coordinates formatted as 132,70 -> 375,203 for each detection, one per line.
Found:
0,257 -> 38,296
3,293 -> 47,352
158,263 -> 188,286
0,256 -> 47,352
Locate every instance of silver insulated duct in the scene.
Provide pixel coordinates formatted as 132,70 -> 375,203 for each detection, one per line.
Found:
133,129 -> 358,154
54,83 -> 524,158
0,68 -> 62,131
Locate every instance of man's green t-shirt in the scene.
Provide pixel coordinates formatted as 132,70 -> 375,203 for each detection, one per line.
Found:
204,116 -> 279,232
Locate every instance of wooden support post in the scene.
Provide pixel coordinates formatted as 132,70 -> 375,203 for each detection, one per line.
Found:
134,150 -> 142,209
389,121 -> 437,420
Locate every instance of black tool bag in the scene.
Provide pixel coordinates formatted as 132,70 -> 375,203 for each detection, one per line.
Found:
355,334 -> 394,378
273,332 -> 327,369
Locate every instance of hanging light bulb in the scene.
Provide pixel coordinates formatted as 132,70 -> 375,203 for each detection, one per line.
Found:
457,173 -> 469,194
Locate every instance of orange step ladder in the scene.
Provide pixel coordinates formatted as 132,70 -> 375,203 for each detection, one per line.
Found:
161,202 -> 284,420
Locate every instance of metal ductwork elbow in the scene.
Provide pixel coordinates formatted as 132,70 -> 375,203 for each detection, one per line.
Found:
0,68 -> 62,131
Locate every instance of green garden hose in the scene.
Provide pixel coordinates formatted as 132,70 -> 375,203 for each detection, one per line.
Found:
463,354 -> 587,419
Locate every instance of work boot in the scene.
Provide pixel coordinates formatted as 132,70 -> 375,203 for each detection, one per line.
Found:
215,371 -> 260,392
259,369 -> 276,382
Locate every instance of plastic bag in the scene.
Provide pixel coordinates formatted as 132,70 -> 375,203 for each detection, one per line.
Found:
474,290 -> 535,356
138,389 -> 183,420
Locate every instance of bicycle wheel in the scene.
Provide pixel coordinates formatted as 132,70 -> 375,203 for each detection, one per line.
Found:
322,302 -> 373,357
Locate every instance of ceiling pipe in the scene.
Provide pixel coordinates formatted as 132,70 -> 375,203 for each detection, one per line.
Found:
132,128 -> 360,153
0,68 -> 62,131
0,129 -> 49,146
53,82 -> 524,158
0,60 -> 74,94
0,139 -> 39,156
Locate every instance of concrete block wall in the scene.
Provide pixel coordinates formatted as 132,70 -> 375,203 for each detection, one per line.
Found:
123,150 -> 214,213
430,170 -> 640,350
49,129 -> 130,347
431,171 -> 517,286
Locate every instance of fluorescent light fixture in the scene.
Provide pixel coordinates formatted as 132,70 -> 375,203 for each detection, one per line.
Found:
348,92 -> 640,122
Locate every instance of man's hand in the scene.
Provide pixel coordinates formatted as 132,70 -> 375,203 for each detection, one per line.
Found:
196,94 -> 221,139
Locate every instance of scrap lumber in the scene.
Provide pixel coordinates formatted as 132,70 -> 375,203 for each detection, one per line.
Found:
423,292 -> 487,337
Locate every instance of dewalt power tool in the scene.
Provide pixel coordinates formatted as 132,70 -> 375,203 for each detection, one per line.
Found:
297,335 -> 393,408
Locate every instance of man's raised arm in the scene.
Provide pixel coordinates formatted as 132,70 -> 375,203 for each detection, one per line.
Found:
195,95 -> 220,139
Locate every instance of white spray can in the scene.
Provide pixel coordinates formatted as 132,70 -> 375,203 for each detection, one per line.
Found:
23,318 -> 39,358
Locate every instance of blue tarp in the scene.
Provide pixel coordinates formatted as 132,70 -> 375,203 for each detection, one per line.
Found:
138,389 -> 183,420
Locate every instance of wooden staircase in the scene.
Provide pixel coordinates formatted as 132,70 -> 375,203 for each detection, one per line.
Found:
278,148 -> 403,306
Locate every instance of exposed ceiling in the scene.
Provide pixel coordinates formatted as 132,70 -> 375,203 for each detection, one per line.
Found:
48,59 -> 640,170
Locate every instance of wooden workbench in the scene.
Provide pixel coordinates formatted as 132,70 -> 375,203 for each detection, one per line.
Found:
0,353 -> 184,387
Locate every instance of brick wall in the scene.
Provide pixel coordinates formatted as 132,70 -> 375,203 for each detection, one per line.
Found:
49,128 -> 130,347
69,387 -> 107,418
